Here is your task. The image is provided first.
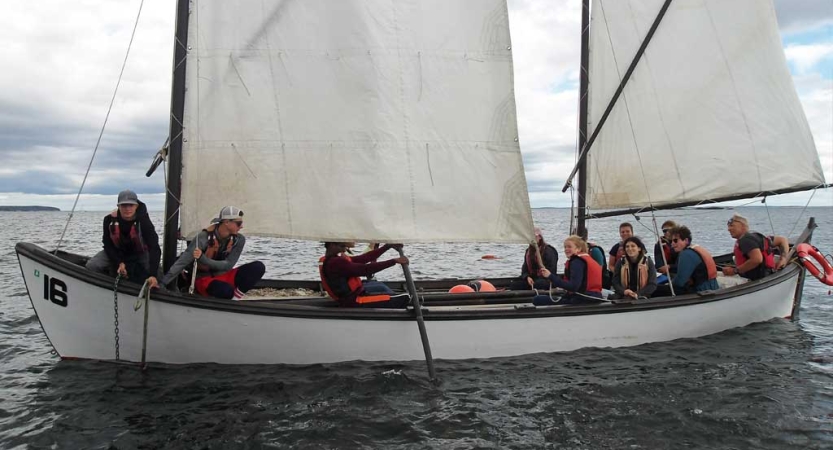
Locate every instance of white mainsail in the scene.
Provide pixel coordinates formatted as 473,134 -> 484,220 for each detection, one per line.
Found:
586,0 -> 826,210
178,0 -> 534,243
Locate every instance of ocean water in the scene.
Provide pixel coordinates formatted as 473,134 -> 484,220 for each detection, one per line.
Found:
1,207 -> 831,449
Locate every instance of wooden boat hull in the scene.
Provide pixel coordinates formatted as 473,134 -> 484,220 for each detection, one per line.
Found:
16,241 -> 806,365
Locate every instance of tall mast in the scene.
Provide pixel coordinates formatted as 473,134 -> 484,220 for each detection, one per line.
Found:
576,0 -> 590,238
162,0 -> 190,272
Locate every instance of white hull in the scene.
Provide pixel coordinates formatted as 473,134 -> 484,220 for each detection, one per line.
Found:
17,243 -> 803,365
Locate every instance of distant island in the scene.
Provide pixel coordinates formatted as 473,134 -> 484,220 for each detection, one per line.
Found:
0,206 -> 60,212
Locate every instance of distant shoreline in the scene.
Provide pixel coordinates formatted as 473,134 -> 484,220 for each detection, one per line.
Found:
0,206 -> 61,212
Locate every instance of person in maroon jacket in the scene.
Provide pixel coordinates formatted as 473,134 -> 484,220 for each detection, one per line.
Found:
319,242 -> 409,308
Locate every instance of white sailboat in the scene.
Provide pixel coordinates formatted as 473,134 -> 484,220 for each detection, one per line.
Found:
16,0 -> 831,372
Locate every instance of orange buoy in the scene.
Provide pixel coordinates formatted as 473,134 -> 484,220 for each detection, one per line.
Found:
468,280 -> 496,292
449,284 -> 475,294
481,254 -> 500,260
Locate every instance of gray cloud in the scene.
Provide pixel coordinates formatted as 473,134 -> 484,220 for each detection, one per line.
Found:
773,0 -> 833,32
0,0 -> 829,211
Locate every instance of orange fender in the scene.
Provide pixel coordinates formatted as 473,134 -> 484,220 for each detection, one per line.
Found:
481,254 -> 500,260
795,243 -> 833,286
449,284 -> 475,294
468,280 -> 496,292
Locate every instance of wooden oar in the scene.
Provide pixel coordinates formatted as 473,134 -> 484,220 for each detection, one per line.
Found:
397,247 -> 436,380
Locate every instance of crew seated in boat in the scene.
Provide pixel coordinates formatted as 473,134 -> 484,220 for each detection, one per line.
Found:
653,220 -> 678,275
508,227 -> 559,290
534,235 -> 603,305
319,242 -> 410,308
608,222 -> 634,272
721,214 -> 790,281
611,236 -> 658,300
668,226 -> 719,294
160,206 -> 265,300
86,189 -> 161,288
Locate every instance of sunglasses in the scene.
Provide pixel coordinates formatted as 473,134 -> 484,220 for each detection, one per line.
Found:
727,219 -> 735,226
233,220 -> 243,227
671,238 -> 683,243
662,228 -> 671,233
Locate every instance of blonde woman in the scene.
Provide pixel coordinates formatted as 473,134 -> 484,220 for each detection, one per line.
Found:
536,235 -> 604,305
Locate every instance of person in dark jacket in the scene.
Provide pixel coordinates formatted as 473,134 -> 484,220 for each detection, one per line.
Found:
611,236 -> 657,300
86,189 -> 161,287
509,227 -> 559,290
319,242 -> 409,308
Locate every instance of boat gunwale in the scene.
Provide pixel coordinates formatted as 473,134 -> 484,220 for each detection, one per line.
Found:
15,241 -> 805,322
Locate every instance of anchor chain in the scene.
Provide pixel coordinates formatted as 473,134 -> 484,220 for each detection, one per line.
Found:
113,274 -> 121,361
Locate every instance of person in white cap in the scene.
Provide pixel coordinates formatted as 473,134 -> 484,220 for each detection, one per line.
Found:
160,206 -> 265,299
86,189 -> 161,287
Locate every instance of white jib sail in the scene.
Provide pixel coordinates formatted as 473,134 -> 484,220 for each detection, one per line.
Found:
586,0 -> 826,210
179,0 -> 534,243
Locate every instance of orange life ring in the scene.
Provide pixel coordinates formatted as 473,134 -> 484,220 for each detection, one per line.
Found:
795,243 -> 833,286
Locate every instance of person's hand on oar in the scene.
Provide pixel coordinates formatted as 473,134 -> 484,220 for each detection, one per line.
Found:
193,248 -> 202,259
394,256 -> 409,265
117,262 -> 128,277
146,276 -> 159,289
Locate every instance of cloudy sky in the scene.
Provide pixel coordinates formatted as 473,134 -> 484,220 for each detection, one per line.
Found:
0,0 -> 830,211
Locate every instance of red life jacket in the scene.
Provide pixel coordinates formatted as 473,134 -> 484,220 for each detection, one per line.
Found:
318,255 -> 390,305
619,256 -> 649,291
661,241 -> 673,264
198,228 -> 235,272
564,253 -> 603,294
688,245 -> 718,285
733,232 -> 776,272
525,247 -> 540,275
108,211 -> 146,254
615,243 -> 626,260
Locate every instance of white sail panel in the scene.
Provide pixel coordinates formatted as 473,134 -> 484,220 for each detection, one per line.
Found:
179,0 -> 534,243
586,0 -> 825,210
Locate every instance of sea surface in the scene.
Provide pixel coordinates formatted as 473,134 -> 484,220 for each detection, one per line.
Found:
1,207 -> 832,449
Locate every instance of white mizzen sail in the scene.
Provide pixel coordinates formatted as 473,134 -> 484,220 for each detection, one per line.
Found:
585,0 -> 826,210
178,0 -> 533,243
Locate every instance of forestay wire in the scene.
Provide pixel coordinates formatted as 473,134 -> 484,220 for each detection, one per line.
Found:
54,0 -> 146,254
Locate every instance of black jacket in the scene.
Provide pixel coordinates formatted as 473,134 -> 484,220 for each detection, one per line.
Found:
101,200 -> 161,276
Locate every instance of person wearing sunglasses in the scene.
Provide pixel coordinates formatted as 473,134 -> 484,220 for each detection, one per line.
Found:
160,206 -> 265,300
653,220 -> 678,275
722,214 -> 790,280
668,225 -> 719,294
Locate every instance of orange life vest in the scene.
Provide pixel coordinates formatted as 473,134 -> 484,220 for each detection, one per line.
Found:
564,253 -> 603,294
108,210 -> 146,254
318,255 -> 390,305
619,256 -> 649,291
688,245 -> 718,285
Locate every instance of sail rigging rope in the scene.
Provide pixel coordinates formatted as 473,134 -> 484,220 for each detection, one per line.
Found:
786,189 -> 818,239
54,0 -> 146,254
